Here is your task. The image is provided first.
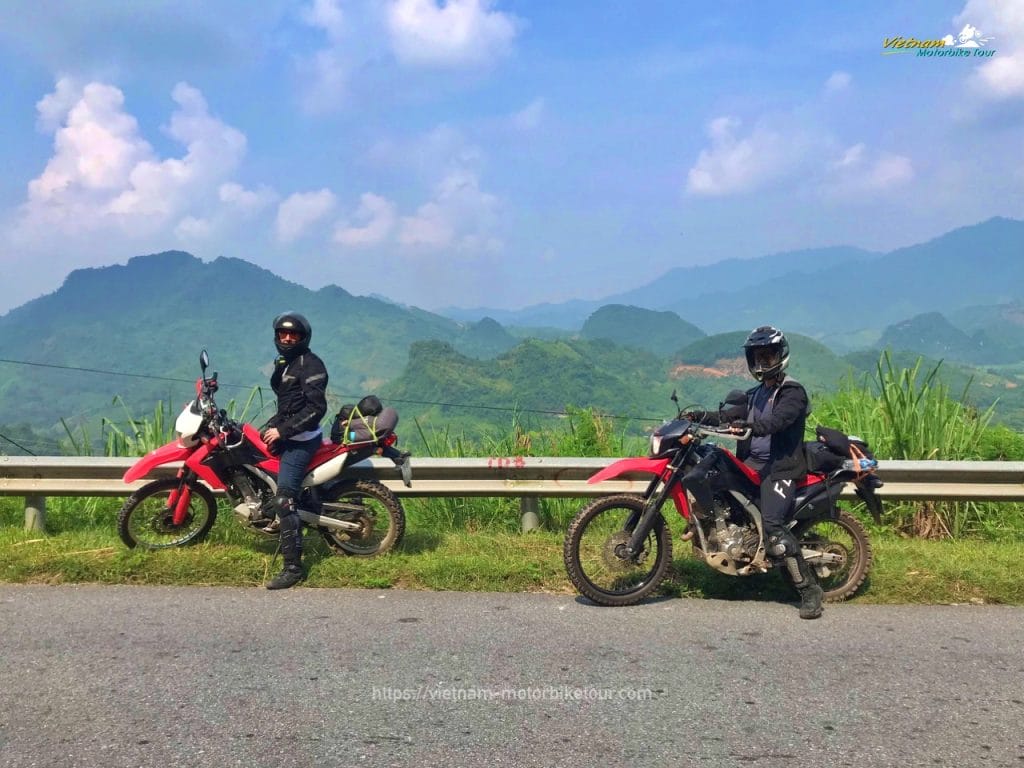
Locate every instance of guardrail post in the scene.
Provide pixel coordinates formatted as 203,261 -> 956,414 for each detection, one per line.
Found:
520,497 -> 540,533
24,496 -> 46,533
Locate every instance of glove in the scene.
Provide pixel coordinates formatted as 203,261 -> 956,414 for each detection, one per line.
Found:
729,420 -> 750,430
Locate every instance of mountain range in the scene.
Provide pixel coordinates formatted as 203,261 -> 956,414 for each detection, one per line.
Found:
442,217 -> 1024,348
1,216 -> 1023,452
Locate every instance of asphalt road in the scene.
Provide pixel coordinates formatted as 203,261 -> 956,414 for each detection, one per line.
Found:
1,584 -> 1021,768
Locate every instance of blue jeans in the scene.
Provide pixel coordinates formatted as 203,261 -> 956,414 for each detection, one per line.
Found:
276,435 -> 322,499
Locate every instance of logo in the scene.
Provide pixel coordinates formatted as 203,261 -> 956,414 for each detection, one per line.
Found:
883,22 -> 996,58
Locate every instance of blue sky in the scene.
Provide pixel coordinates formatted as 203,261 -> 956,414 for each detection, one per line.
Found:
0,0 -> 1021,316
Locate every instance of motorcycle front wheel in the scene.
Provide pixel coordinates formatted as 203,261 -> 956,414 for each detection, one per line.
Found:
563,494 -> 672,607
317,480 -> 405,557
795,509 -> 873,602
117,478 -> 217,550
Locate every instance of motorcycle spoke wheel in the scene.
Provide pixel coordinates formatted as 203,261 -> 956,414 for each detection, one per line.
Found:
318,480 -> 405,557
117,478 -> 217,550
563,494 -> 672,607
796,509 -> 873,602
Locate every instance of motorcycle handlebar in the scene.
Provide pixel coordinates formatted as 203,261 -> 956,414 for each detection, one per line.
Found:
697,426 -> 752,441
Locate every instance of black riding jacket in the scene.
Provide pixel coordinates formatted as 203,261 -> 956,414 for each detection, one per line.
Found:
266,351 -> 329,440
695,377 -> 810,480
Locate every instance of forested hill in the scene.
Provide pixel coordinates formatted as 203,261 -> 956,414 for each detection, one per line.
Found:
0,251 -> 474,433
3,230 -> 1024,454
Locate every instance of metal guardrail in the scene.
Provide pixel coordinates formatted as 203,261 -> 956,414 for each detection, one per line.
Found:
3,455 -> 1024,531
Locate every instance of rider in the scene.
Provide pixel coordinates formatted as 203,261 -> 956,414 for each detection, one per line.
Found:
260,311 -> 329,590
685,326 -> 823,619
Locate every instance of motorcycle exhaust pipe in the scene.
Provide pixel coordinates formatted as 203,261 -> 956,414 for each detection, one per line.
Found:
297,509 -> 362,532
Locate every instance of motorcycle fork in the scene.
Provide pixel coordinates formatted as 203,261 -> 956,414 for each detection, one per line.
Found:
624,462 -> 685,557
169,470 -> 196,526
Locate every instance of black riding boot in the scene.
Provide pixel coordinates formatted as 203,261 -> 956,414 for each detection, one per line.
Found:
770,528 -> 823,619
266,496 -> 305,590
784,555 -> 823,619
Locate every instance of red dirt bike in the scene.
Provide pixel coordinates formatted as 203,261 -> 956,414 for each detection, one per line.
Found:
117,350 -> 410,557
563,393 -> 882,606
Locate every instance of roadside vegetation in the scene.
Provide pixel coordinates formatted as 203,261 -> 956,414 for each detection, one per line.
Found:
1,353 -> 1022,604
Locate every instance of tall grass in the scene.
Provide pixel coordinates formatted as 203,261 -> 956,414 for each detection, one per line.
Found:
814,351 -> 1021,539
814,351 -> 994,460
407,407 -> 643,533
24,357 -> 1024,542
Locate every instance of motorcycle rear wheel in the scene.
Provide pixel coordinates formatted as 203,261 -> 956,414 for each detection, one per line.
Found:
563,494 -> 672,607
317,480 -> 405,557
795,509 -> 873,602
117,478 -> 217,550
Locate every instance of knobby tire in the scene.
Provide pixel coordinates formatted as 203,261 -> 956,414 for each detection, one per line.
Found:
318,479 -> 405,557
563,493 -> 672,607
117,477 -> 217,550
796,508 -> 873,602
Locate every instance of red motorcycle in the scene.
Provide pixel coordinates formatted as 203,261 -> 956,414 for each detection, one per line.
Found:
117,351 -> 410,557
563,393 -> 881,606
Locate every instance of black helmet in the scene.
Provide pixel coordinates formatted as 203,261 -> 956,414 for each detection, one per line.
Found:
273,311 -> 312,357
743,325 -> 789,381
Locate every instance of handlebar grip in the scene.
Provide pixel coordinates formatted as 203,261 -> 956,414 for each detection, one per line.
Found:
697,426 -> 751,441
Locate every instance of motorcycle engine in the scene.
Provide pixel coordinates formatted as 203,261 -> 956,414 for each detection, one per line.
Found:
713,524 -> 761,561
228,470 -> 272,525
706,497 -> 760,562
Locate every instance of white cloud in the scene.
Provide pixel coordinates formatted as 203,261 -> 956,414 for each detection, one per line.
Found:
334,192 -> 397,246
827,143 -> 914,194
686,117 -> 795,196
956,0 -> 1024,99
301,48 -> 349,113
219,182 -> 276,216
398,167 -> 499,249
11,77 -> 255,283
276,188 -> 337,242
27,82 -> 153,213
386,0 -> 520,67
301,0 -> 345,44
296,0 -> 352,113
175,215 -> 213,241
106,83 -> 247,219
20,79 -> 248,240
399,201 -> 454,247
825,71 -> 852,93
345,125 -> 502,253
972,53 -> 1024,98
35,76 -> 83,133
512,98 -> 545,130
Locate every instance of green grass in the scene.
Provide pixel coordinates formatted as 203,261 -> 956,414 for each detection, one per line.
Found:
3,352 -> 1022,603
2,498 -> 1021,604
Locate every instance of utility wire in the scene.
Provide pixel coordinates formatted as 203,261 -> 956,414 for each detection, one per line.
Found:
0,357 -> 253,391
0,356 -> 667,423
0,431 -> 37,455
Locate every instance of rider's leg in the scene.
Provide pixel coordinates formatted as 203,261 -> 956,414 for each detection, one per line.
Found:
265,494 -> 303,590
761,476 -> 823,620
265,437 -> 320,590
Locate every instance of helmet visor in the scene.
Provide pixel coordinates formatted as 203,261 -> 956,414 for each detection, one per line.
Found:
750,346 -> 782,374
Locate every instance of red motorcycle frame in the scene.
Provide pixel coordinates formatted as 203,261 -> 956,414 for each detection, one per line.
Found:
563,404 -> 881,607
117,350 -> 410,557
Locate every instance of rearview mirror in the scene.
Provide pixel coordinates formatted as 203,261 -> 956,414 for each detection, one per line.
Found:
200,349 -> 210,373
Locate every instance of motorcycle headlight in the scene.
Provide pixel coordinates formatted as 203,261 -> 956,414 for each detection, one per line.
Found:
649,434 -> 663,457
